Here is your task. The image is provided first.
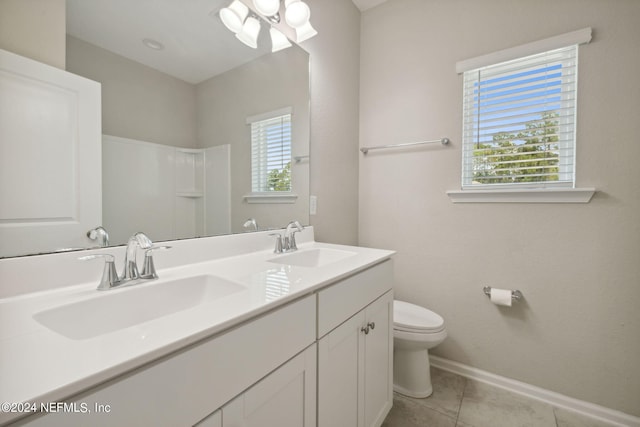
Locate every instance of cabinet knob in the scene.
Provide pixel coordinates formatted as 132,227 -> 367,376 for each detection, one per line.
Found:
361,322 -> 376,335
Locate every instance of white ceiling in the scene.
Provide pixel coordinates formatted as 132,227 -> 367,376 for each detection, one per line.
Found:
66,0 -> 271,84
66,0 -> 387,84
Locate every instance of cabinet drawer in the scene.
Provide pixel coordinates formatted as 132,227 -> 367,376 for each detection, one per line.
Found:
18,295 -> 316,427
317,260 -> 393,338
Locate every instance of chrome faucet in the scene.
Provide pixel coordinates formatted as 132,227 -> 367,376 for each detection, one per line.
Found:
80,232 -> 170,291
87,226 -> 110,247
140,245 -> 172,279
79,254 -> 122,291
284,220 -> 304,252
121,232 -> 153,281
243,218 -> 258,232
269,221 -> 304,254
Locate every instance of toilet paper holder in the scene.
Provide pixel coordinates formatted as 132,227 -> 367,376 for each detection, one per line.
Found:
483,286 -> 523,302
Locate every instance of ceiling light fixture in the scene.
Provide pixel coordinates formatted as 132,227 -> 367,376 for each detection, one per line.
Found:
284,0 -> 310,28
270,27 -> 292,52
218,0 -> 317,51
219,0 -> 249,33
283,0 -> 316,43
253,0 -> 280,16
236,15 -> 261,49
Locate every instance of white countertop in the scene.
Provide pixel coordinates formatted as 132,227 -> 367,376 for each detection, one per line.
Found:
0,236 -> 393,425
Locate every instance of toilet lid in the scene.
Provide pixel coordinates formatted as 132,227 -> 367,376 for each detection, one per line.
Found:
394,300 -> 445,332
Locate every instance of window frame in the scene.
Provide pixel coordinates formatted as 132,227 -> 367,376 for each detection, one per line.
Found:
244,107 -> 297,204
448,28 -> 595,203
461,46 -> 578,189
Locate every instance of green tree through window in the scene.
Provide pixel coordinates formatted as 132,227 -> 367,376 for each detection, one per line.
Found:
472,111 -> 560,184
267,161 -> 291,191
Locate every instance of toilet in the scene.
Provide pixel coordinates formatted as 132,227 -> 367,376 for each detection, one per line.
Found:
393,300 -> 447,398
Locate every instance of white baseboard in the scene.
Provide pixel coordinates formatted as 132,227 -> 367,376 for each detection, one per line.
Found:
430,356 -> 640,427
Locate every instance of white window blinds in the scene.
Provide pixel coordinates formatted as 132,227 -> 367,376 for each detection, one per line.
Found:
249,110 -> 292,192
461,45 -> 579,189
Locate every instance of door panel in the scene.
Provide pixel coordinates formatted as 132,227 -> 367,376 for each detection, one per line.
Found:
0,49 -> 101,257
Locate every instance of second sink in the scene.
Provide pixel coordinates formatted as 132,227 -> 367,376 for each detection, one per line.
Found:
268,248 -> 357,268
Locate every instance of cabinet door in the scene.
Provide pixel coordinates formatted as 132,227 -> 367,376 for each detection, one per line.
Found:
223,344 -> 316,427
318,311 -> 366,427
363,291 -> 393,427
318,290 -> 393,427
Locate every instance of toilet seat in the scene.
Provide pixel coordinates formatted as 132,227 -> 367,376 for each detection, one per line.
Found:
394,300 -> 445,333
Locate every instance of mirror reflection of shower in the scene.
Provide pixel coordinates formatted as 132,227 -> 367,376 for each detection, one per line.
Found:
102,135 -> 231,245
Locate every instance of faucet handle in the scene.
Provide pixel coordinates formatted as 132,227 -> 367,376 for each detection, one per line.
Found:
79,254 -> 121,291
284,221 -> 304,252
269,233 -> 284,254
140,246 -> 172,279
122,232 -> 154,281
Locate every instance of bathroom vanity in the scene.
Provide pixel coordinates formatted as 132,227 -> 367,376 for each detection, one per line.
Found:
0,228 -> 394,426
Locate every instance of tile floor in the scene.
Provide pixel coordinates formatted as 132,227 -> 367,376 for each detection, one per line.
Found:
382,368 -> 618,427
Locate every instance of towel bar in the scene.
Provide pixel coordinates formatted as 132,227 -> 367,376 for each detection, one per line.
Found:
360,137 -> 449,154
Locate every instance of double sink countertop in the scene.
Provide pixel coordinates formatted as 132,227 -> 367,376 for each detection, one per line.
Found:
0,231 -> 394,425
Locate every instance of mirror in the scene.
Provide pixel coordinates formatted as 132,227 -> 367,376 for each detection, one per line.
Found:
0,0 -> 310,258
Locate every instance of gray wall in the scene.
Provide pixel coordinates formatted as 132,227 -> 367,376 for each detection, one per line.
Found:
66,36 -> 197,148
359,0 -> 640,416
0,0 -> 66,69
303,0 -> 362,245
196,47 -> 310,232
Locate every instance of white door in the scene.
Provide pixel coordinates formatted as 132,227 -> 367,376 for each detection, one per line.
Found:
223,344 -> 316,427
318,311 -> 366,427
0,49 -> 101,257
363,291 -> 394,427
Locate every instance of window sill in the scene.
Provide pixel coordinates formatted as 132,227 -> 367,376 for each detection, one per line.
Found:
446,188 -> 595,203
244,193 -> 298,204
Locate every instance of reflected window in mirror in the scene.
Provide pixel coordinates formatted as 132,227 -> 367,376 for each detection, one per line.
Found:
249,107 -> 292,193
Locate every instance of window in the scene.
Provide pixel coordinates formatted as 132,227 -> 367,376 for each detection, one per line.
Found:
456,28 -> 592,196
248,108 -> 292,193
462,46 -> 578,189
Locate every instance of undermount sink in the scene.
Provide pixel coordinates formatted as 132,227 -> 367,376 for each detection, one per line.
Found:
268,248 -> 357,268
33,275 -> 245,340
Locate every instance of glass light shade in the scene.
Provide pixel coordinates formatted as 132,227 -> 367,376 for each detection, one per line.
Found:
295,21 -> 317,42
270,27 -> 292,52
253,0 -> 280,16
236,16 -> 261,48
285,0 -> 310,28
220,0 -> 249,33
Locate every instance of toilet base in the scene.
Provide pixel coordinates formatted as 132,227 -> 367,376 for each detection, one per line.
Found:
393,347 -> 433,398
393,382 -> 433,399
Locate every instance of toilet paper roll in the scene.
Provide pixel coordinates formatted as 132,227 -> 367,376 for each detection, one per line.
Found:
490,288 -> 513,307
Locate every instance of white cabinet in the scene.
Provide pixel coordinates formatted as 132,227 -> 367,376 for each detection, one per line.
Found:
361,292 -> 394,427
14,260 -> 393,427
221,344 -> 316,427
18,295 -> 316,427
318,310 -> 364,426
317,261 -> 394,427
